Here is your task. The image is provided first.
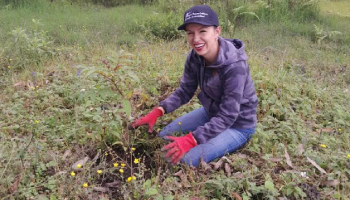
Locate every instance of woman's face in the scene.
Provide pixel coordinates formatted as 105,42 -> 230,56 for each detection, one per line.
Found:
185,23 -> 221,63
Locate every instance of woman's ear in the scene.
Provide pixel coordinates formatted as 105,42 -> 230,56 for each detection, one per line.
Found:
215,26 -> 221,36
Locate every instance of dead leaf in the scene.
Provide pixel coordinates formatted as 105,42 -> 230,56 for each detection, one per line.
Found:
232,192 -> 242,200
221,156 -> 233,164
54,171 -> 67,176
321,180 -> 340,187
62,150 -> 71,160
298,144 -> 304,155
321,128 -> 333,133
93,186 -> 109,193
26,81 -> 35,89
284,147 -> 294,168
269,157 -> 283,162
174,170 -> 191,188
200,160 -> 212,172
8,175 -> 21,194
224,163 -> 231,177
13,81 -> 25,87
237,153 -> 247,159
72,156 -> 90,171
211,158 -> 224,170
233,172 -> 244,179
307,157 -> 326,174
105,181 -> 120,188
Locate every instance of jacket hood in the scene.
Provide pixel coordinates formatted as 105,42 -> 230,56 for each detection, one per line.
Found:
208,37 -> 248,68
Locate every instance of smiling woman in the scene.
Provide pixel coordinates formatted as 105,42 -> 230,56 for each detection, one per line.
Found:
130,5 -> 258,167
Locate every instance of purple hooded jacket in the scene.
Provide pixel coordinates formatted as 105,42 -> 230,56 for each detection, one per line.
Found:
160,37 -> 258,144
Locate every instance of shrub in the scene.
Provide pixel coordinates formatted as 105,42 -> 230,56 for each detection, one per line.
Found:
133,11 -> 182,41
3,19 -> 55,70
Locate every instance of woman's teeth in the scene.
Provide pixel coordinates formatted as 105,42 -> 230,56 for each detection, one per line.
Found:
195,44 -> 204,48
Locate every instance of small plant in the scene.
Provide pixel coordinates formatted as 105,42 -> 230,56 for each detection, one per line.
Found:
4,19 -> 55,70
313,24 -> 342,45
79,50 -> 140,145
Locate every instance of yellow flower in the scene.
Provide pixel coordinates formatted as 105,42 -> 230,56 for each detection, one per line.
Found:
97,170 -> 102,174
178,122 -> 181,125
77,164 -> 82,168
134,159 -> 139,164
338,128 -> 342,132
119,169 -> 124,173
347,154 -> 350,158
131,147 -> 136,151
70,171 -> 76,177
320,144 -> 327,148
34,120 -> 39,124
113,163 -> 119,168
105,152 -> 108,156
8,66 -> 11,69
127,176 -> 136,182
121,163 -> 126,167
83,183 -> 88,188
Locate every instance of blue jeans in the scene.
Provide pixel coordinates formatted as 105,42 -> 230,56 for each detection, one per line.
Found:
158,107 -> 255,167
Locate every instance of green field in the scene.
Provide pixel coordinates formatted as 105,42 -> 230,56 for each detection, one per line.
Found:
1,0 -> 350,199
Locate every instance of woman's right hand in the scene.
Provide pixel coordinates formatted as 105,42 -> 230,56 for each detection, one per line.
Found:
129,107 -> 164,133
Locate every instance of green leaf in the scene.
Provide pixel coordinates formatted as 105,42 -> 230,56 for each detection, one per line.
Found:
164,195 -> 174,200
145,188 -> 158,196
264,180 -> 275,191
121,99 -> 131,117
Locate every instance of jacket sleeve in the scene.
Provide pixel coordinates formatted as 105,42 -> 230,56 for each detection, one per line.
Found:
192,62 -> 248,144
159,52 -> 199,114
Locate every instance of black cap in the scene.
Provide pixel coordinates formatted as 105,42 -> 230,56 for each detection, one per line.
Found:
178,5 -> 219,30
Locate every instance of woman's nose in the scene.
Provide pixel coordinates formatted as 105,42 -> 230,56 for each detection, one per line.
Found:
193,33 -> 200,42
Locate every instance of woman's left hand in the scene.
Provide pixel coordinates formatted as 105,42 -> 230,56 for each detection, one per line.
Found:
162,132 -> 197,164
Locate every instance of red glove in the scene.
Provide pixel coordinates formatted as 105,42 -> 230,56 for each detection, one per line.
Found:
130,108 -> 163,133
162,132 -> 197,164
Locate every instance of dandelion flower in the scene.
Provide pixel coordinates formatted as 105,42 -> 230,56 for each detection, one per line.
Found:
97,170 -> 102,174
83,183 -> 88,188
113,163 -> 119,168
320,144 -> 327,148
77,164 -> 82,168
131,147 -> 136,151
70,171 -> 76,177
132,176 -> 136,180
8,66 -> 11,69
347,154 -> 350,158
34,120 -> 39,124
105,152 -> 108,156
178,122 -> 181,125
134,159 -> 139,164
127,177 -> 132,182
121,163 -> 126,167
338,129 -> 342,132
119,169 -> 124,173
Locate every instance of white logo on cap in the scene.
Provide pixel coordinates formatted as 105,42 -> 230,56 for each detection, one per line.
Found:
185,12 -> 208,21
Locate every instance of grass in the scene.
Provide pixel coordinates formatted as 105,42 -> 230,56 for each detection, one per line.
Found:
1,0 -> 350,199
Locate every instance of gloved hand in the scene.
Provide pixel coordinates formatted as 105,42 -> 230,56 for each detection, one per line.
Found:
129,107 -> 163,133
162,132 -> 197,164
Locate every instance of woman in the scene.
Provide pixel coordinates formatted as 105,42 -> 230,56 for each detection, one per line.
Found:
130,5 -> 258,167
